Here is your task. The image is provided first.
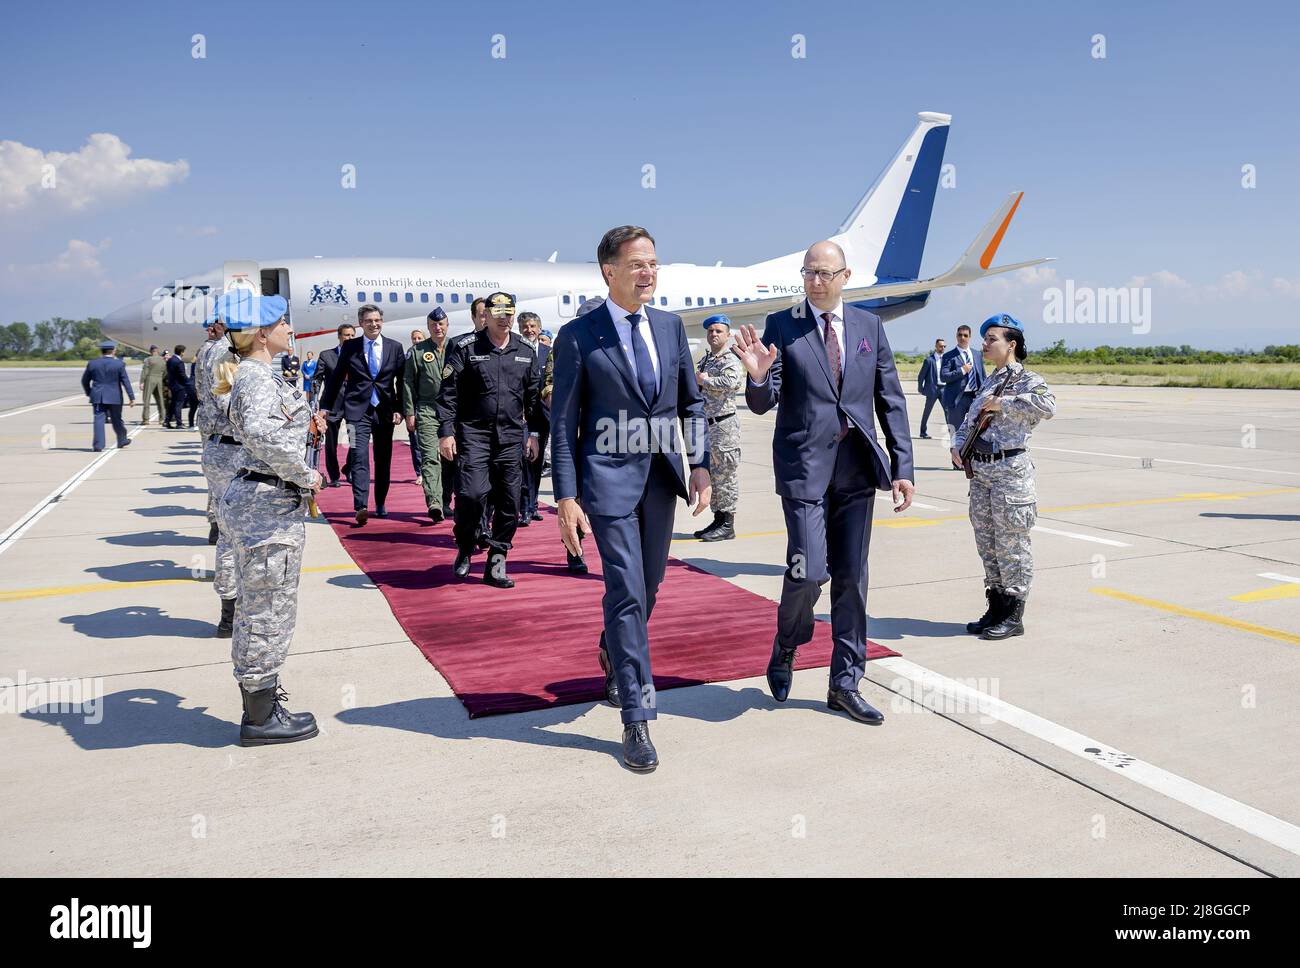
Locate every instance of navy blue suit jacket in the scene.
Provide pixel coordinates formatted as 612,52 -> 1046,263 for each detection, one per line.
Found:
746,302 -> 913,498
550,302 -> 709,518
82,356 -> 134,406
917,353 -> 944,398
320,335 -> 404,423
939,345 -> 986,410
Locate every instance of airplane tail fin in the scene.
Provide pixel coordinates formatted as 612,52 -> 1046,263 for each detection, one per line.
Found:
747,111 -> 951,281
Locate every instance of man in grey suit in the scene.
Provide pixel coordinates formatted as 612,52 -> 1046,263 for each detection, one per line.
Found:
916,337 -> 946,438
81,340 -> 135,451
550,225 -> 711,772
940,324 -> 986,449
734,240 -> 914,725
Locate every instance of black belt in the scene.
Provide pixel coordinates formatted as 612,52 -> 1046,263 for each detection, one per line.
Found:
209,434 -> 240,446
971,448 -> 1025,463
707,413 -> 736,426
236,469 -> 301,491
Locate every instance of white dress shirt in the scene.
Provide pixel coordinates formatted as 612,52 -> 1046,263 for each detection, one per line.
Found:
606,297 -> 660,391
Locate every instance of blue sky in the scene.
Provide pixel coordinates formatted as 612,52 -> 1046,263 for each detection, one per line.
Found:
2,0 -> 1296,349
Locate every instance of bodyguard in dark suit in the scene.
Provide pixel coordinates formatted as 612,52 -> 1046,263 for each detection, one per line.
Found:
916,337 -> 946,438
314,323 -> 355,487
165,344 -> 188,428
81,340 -> 135,451
550,225 -> 712,772
320,305 -> 404,525
735,240 -> 915,725
940,324 -> 986,445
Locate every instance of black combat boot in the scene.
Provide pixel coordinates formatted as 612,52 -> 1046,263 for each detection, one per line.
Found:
966,587 -> 1007,635
693,512 -> 722,539
207,522 -> 219,545
239,681 -> 318,746
981,596 -> 1026,640
215,597 -> 236,638
699,511 -> 734,542
483,552 -> 515,589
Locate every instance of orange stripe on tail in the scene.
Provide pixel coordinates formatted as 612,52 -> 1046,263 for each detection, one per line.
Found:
979,191 -> 1023,269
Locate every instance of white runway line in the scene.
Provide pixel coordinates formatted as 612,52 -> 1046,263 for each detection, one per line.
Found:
875,656 -> 1300,858
0,394 -> 83,419
1258,572 -> 1300,584
1032,525 -> 1131,547
1034,445 -> 1300,477
0,425 -> 147,559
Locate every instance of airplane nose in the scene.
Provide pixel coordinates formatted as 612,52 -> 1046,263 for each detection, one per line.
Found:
102,299 -> 148,351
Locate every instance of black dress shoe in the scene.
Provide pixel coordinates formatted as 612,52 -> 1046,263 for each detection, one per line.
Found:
453,550 -> 473,578
827,687 -> 885,724
428,507 -> 444,524
374,506 -> 388,519
766,639 -> 798,702
327,478 -> 340,488
207,522 -> 219,545
530,512 -> 543,522
120,439 -> 132,448
483,553 -> 514,589
355,508 -> 368,526
621,722 -> 658,772
475,535 -> 491,551
518,517 -> 531,528
567,552 -> 588,575
598,645 -> 621,707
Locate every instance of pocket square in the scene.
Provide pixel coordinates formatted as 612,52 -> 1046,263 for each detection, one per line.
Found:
857,337 -> 872,353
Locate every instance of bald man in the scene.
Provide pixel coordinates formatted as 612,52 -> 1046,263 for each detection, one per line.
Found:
734,240 -> 914,725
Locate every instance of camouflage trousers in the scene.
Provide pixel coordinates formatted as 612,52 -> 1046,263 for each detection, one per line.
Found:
707,416 -> 741,514
202,437 -> 242,599
967,451 -> 1037,598
218,477 -> 307,692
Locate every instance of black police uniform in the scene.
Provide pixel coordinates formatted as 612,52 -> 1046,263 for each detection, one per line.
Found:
436,330 -> 541,558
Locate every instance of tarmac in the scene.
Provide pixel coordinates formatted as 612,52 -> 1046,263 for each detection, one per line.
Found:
1,367 -> 1297,876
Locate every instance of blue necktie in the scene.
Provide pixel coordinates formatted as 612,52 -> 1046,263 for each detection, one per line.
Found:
626,314 -> 657,405
368,339 -> 380,407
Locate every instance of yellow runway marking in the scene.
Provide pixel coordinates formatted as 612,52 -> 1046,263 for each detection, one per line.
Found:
1091,587 -> 1300,646
1231,584 -> 1300,603
0,563 -> 358,603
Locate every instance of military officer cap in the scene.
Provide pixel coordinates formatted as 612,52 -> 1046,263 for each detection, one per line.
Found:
980,312 -> 1025,339
98,339 -> 116,351
486,291 -> 517,316
427,306 -> 447,322
702,314 -> 733,329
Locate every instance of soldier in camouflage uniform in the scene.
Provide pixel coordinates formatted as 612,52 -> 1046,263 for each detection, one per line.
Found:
402,307 -> 452,522
218,292 -> 326,746
951,313 -> 1056,640
196,311 -> 241,637
693,314 -> 744,541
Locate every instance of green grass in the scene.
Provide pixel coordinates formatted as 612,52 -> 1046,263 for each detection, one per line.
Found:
894,362 -> 1300,390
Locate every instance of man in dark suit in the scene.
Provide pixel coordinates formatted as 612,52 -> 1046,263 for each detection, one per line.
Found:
735,240 -> 914,725
551,225 -> 712,772
320,305 -> 404,525
916,337 -> 946,438
165,344 -> 188,428
81,340 -> 135,451
315,323 -> 356,487
516,311 -> 550,525
940,324 -> 986,450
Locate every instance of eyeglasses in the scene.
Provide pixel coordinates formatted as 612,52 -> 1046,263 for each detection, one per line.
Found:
799,267 -> 847,284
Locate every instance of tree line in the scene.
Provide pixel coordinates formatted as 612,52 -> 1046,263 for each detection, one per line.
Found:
0,318 -> 141,360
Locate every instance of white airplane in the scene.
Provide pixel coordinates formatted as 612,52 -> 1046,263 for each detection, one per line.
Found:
101,111 -> 1051,354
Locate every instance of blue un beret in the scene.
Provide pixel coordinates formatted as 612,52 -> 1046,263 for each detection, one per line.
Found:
702,314 -> 733,329
980,313 -> 1024,339
218,291 -> 288,331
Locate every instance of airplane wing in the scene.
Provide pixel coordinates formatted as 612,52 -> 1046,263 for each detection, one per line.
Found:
673,191 -> 1053,333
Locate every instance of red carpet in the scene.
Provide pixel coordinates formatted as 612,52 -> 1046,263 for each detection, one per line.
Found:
317,443 -> 900,717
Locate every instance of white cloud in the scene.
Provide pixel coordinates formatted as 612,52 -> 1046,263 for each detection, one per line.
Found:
1127,269 -> 1190,289
5,238 -> 113,290
0,134 -> 188,214
1270,277 -> 1300,298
